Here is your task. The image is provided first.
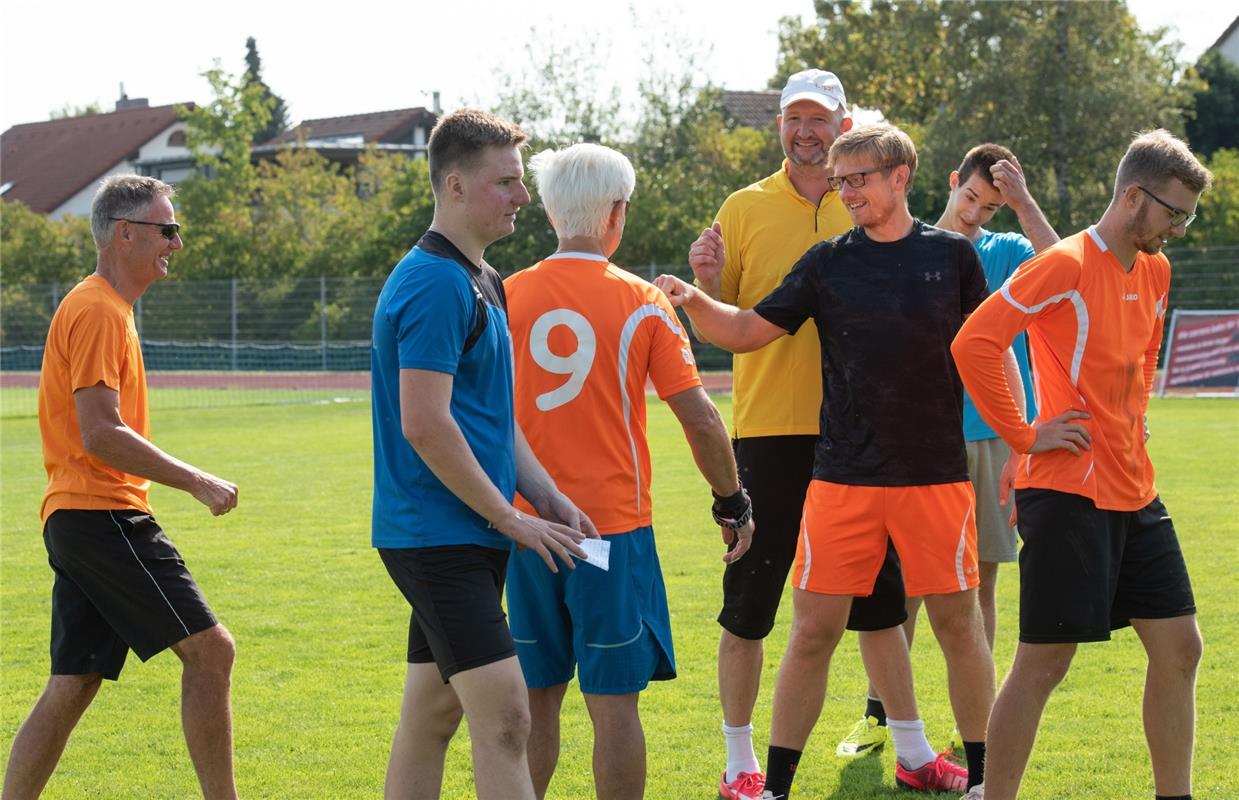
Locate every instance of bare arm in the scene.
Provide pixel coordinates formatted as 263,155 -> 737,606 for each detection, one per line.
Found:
653,275 -> 786,353
400,368 -> 587,571
75,384 -> 237,515
663,386 -> 739,496
663,386 -> 754,563
990,158 -> 1060,253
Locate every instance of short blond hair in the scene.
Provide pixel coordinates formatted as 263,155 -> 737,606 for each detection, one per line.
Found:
1114,129 -> 1213,197
828,123 -> 918,188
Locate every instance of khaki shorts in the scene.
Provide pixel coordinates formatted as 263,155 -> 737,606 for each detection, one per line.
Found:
967,438 -> 1018,563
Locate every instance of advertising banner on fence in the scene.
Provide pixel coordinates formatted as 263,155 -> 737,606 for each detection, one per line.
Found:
1160,310 -> 1239,396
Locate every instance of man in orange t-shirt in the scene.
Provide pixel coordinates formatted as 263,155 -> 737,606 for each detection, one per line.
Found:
952,130 -> 1213,800
505,143 -> 753,800
4,176 -> 241,800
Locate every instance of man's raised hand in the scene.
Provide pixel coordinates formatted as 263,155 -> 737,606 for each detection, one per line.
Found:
688,222 -> 725,297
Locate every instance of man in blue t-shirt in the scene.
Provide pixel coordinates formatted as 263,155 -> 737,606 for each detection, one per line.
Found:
371,109 -> 596,800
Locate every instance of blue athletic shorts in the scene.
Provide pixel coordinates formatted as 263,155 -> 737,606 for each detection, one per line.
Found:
506,526 -> 675,695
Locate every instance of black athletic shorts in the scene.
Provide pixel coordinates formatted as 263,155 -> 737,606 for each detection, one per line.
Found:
379,544 -> 515,683
718,436 -> 906,639
43,509 -> 219,681
1015,489 -> 1196,644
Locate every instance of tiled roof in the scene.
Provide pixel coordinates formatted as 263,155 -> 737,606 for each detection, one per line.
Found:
720,90 -> 781,129
270,107 -> 436,145
1,104 -> 186,214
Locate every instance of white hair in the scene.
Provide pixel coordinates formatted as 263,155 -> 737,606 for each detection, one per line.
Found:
529,143 -> 635,239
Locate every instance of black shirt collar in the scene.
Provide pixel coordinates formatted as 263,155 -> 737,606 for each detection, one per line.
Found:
417,230 -> 484,274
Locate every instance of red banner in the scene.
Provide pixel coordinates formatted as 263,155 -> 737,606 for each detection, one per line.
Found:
1161,310 -> 1239,395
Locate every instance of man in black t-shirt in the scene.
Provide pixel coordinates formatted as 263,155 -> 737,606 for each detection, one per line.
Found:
656,124 -> 1004,799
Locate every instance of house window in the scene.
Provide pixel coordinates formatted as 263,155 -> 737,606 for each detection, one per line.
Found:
167,130 -> 187,147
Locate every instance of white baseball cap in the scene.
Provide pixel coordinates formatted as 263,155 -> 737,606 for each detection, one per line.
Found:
780,69 -> 847,113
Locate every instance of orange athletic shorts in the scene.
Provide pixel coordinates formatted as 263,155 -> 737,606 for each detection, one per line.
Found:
791,480 -> 979,597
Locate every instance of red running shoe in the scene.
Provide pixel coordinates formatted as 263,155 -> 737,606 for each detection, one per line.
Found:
719,770 -> 765,800
895,752 -> 968,793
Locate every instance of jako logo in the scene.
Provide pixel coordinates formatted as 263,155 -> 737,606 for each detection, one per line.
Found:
923,272 -> 942,281
1123,293 -> 1139,301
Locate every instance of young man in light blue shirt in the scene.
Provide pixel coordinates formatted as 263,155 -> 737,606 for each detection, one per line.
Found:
922,143 -> 1059,654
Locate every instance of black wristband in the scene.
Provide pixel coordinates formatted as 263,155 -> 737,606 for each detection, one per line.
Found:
712,485 -> 752,529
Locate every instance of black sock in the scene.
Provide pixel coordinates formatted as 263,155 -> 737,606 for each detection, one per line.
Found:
763,746 -> 802,798
865,696 -> 887,726
963,740 -> 986,790
1155,795 -> 1191,800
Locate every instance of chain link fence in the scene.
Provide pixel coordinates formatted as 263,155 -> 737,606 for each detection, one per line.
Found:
3,246 -> 1236,417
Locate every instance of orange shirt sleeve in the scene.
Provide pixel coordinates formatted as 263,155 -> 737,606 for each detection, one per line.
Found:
1142,262 -> 1170,404
646,289 -> 703,400
66,301 -> 131,393
953,252 -> 1083,454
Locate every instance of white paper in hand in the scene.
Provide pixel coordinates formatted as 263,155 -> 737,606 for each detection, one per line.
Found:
577,538 -> 611,571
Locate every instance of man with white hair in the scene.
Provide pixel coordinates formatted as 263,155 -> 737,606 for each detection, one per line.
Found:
3,175 -> 241,800
504,142 -> 754,800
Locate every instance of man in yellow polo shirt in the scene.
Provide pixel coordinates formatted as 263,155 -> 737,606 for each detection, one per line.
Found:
692,72 -> 945,799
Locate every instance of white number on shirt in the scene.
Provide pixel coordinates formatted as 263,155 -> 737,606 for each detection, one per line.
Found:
529,309 -> 596,411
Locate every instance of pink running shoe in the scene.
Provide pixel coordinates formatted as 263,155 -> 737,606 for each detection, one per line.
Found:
895,752 -> 968,793
719,770 -> 765,800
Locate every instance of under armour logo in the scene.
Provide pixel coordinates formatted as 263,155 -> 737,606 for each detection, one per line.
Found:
923,272 -> 942,281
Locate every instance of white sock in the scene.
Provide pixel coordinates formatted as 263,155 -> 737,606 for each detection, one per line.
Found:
887,717 -> 937,770
722,722 -> 761,783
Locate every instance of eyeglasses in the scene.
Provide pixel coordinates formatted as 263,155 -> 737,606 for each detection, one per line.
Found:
827,167 -> 893,192
109,217 -> 181,240
1135,186 -> 1196,228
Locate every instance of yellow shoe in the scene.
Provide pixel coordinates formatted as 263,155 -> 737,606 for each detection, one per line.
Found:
835,715 -> 888,758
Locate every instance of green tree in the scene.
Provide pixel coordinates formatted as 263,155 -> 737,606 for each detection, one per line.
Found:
174,67 -> 271,279
244,37 -> 290,145
484,35 -> 782,273
1186,148 -> 1239,247
0,202 -> 95,348
0,202 -> 95,286
1186,50 -> 1239,158
774,0 -> 1194,232
48,102 -> 102,120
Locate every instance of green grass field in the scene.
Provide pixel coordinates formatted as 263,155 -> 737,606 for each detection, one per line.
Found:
1,397 -> 1236,799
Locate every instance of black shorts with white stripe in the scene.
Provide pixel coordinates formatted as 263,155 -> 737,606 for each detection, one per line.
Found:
43,509 -> 219,680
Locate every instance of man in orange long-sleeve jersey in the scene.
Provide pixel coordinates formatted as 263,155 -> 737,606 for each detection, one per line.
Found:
952,129 -> 1213,800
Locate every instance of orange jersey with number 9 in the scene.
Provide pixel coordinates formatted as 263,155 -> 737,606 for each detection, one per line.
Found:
505,254 -> 702,534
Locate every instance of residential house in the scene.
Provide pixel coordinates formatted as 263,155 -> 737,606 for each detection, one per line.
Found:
1212,15 -> 1239,66
255,106 -> 439,169
0,95 -> 194,219
720,90 -> 780,130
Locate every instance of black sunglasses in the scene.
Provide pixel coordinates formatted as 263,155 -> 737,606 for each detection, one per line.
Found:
1135,186 -> 1196,228
109,217 -> 181,240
